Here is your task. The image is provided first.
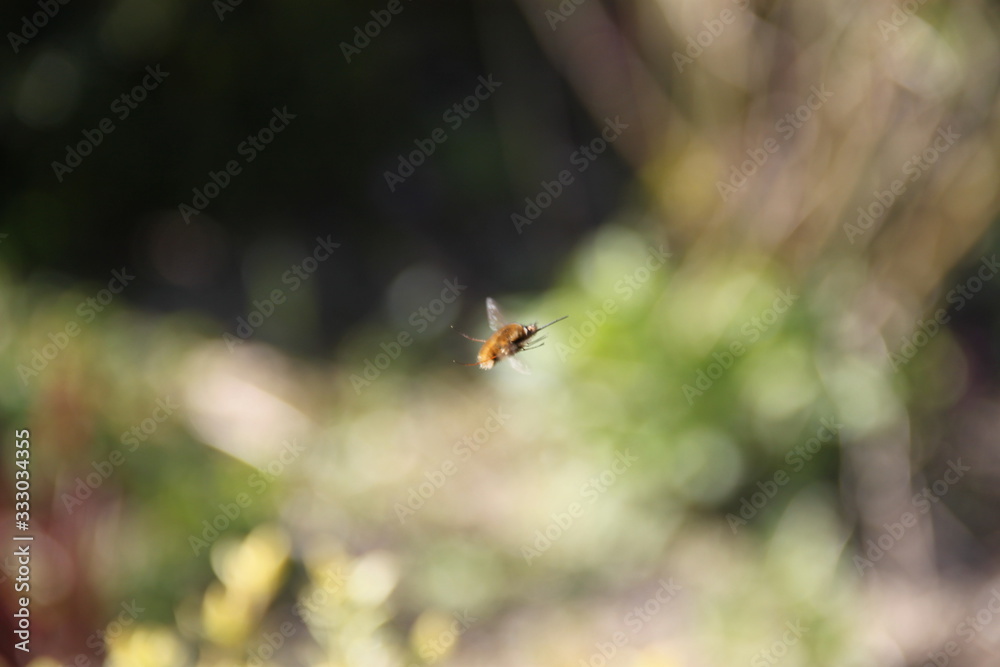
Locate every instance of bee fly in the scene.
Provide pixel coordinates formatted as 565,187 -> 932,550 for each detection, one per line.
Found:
453,297 -> 568,374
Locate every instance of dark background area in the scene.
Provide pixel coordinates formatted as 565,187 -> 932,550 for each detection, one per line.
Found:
0,0 -> 628,355
5,1 -> 1000,666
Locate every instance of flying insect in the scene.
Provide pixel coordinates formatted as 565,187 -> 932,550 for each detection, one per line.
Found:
453,297 -> 567,374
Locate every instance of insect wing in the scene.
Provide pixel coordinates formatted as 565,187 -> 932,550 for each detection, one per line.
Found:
506,353 -> 531,375
485,297 -> 507,332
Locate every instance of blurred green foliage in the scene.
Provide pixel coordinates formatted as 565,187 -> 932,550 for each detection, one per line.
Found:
5,0 -> 1000,666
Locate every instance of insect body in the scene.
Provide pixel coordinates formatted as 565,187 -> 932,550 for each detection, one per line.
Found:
454,297 -> 568,374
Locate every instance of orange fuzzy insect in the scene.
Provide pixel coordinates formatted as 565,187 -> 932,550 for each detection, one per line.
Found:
453,297 -> 567,374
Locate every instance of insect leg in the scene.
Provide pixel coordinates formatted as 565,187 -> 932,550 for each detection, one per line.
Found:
450,326 -> 487,343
